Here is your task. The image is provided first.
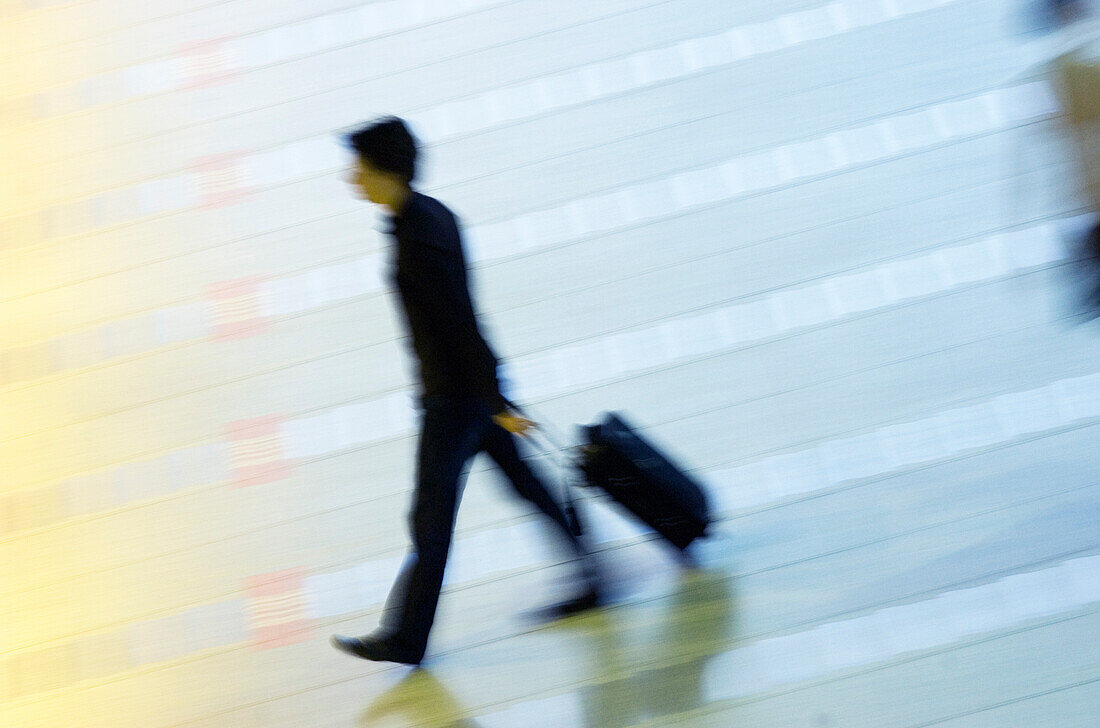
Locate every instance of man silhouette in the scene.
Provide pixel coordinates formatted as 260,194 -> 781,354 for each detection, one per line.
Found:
331,117 -> 600,666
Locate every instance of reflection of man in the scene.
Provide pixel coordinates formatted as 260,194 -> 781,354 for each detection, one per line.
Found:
355,570 -> 735,727
331,117 -> 599,666
360,670 -> 484,728
578,569 -> 734,727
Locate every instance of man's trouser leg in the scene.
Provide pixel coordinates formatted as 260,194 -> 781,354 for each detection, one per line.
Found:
387,398 -> 489,656
481,423 -> 586,557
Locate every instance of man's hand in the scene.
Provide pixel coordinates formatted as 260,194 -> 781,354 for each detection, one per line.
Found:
492,411 -> 538,437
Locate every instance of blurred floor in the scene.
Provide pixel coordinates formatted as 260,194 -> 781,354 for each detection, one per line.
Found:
2,0 -> 1099,726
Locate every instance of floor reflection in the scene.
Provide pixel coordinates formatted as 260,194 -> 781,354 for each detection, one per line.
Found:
359,669 -> 484,728
575,568 -> 736,727
356,564 -> 736,728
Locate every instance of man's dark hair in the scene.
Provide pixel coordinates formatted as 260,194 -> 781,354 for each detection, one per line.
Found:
345,116 -> 419,184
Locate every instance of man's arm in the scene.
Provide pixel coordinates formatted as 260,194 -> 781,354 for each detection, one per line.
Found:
415,240 -> 512,414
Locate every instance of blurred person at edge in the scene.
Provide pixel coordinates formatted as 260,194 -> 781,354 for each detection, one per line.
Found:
1049,0 -> 1092,25
330,117 -> 601,666
1021,0 -> 1100,315
1047,13 -> 1100,315
1059,53 -> 1100,315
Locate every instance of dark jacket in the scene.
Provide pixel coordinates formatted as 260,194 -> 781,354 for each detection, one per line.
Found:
386,191 -> 509,412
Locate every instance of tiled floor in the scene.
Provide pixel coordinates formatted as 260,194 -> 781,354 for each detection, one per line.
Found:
2,0 -> 1099,726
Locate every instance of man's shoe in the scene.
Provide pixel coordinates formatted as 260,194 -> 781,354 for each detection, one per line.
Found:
538,586 -> 603,620
330,633 -> 423,665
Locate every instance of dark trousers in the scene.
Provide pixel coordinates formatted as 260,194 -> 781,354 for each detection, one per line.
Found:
382,396 -> 582,656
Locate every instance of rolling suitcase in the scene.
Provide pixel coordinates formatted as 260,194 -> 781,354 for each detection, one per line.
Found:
577,412 -> 711,553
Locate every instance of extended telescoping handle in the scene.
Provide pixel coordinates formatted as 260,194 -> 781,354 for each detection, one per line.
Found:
504,401 -> 588,535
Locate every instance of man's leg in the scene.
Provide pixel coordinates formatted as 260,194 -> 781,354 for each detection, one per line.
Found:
393,400 -> 489,653
333,398 -> 489,663
480,422 -> 582,552
481,423 -> 601,615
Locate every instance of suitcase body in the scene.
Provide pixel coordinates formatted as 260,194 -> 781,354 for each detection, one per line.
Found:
578,412 -> 711,551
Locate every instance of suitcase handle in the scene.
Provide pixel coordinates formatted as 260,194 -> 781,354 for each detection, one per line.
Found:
504,401 -> 588,537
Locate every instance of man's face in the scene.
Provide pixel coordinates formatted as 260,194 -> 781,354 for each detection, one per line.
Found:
348,157 -> 387,203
